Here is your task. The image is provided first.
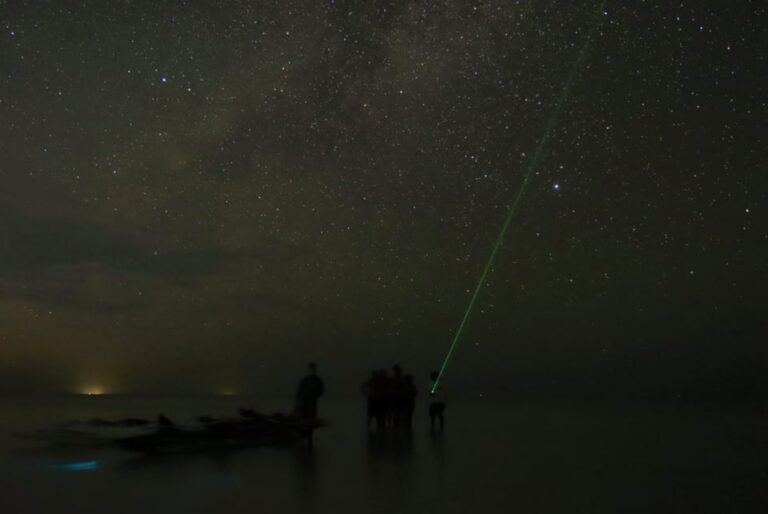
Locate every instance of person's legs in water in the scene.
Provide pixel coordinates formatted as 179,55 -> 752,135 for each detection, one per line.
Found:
429,403 -> 438,431
429,402 -> 446,432
366,396 -> 375,429
375,397 -> 386,431
405,400 -> 415,431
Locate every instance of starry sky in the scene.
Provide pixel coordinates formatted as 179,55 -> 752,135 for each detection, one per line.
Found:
0,1 -> 765,397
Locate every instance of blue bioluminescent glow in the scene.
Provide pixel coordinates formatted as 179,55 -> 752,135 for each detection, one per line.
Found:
53,460 -> 100,472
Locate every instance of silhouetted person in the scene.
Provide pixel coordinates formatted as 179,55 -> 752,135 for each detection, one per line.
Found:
388,364 -> 406,429
403,375 -> 418,431
294,362 -> 325,419
428,371 -> 446,432
362,370 -> 377,428
374,369 -> 390,429
362,369 -> 390,431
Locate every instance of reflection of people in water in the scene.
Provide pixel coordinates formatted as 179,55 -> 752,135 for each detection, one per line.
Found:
428,370 -> 446,432
294,362 -> 325,419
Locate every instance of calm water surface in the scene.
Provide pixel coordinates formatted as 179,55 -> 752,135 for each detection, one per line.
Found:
1,396 -> 765,513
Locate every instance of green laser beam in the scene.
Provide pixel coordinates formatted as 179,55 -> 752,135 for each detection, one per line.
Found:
431,19 -> 599,395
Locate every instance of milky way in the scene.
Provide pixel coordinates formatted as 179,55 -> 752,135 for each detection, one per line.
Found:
0,1 -> 765,396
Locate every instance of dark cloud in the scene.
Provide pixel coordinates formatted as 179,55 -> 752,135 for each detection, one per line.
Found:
0,205 -> 306,312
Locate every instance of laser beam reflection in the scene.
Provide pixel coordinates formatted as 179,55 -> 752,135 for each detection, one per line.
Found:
431,20 -> 599,395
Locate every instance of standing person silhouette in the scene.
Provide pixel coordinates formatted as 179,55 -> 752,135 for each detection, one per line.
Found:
361,370 -> 378,429
428,370 -> 446,432
388,364 -> 405,429
362,369 -> 388,430
403,375 -> 418,431
294,362 -> 325,419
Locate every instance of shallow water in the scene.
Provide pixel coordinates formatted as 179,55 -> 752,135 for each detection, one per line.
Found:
1,396 -> 766,513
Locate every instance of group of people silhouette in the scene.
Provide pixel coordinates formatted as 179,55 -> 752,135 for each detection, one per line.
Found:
361,365 -> 446,432
361,365 -> 417,431
293,362 -> 446,433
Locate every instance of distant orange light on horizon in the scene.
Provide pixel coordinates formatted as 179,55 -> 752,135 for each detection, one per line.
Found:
80,386 -> 107,396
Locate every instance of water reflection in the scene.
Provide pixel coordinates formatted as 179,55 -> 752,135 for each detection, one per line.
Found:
366,430 -> 414,461
429,428 -> 446,467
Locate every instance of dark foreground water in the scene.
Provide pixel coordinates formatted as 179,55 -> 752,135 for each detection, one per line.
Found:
1,396 -> 766,514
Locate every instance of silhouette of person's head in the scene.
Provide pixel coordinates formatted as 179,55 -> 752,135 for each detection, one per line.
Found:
308,362 -> 318,374
393,364 -> 403,377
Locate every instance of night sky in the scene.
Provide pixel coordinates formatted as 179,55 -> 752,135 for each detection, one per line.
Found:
0,1 -> 765,397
